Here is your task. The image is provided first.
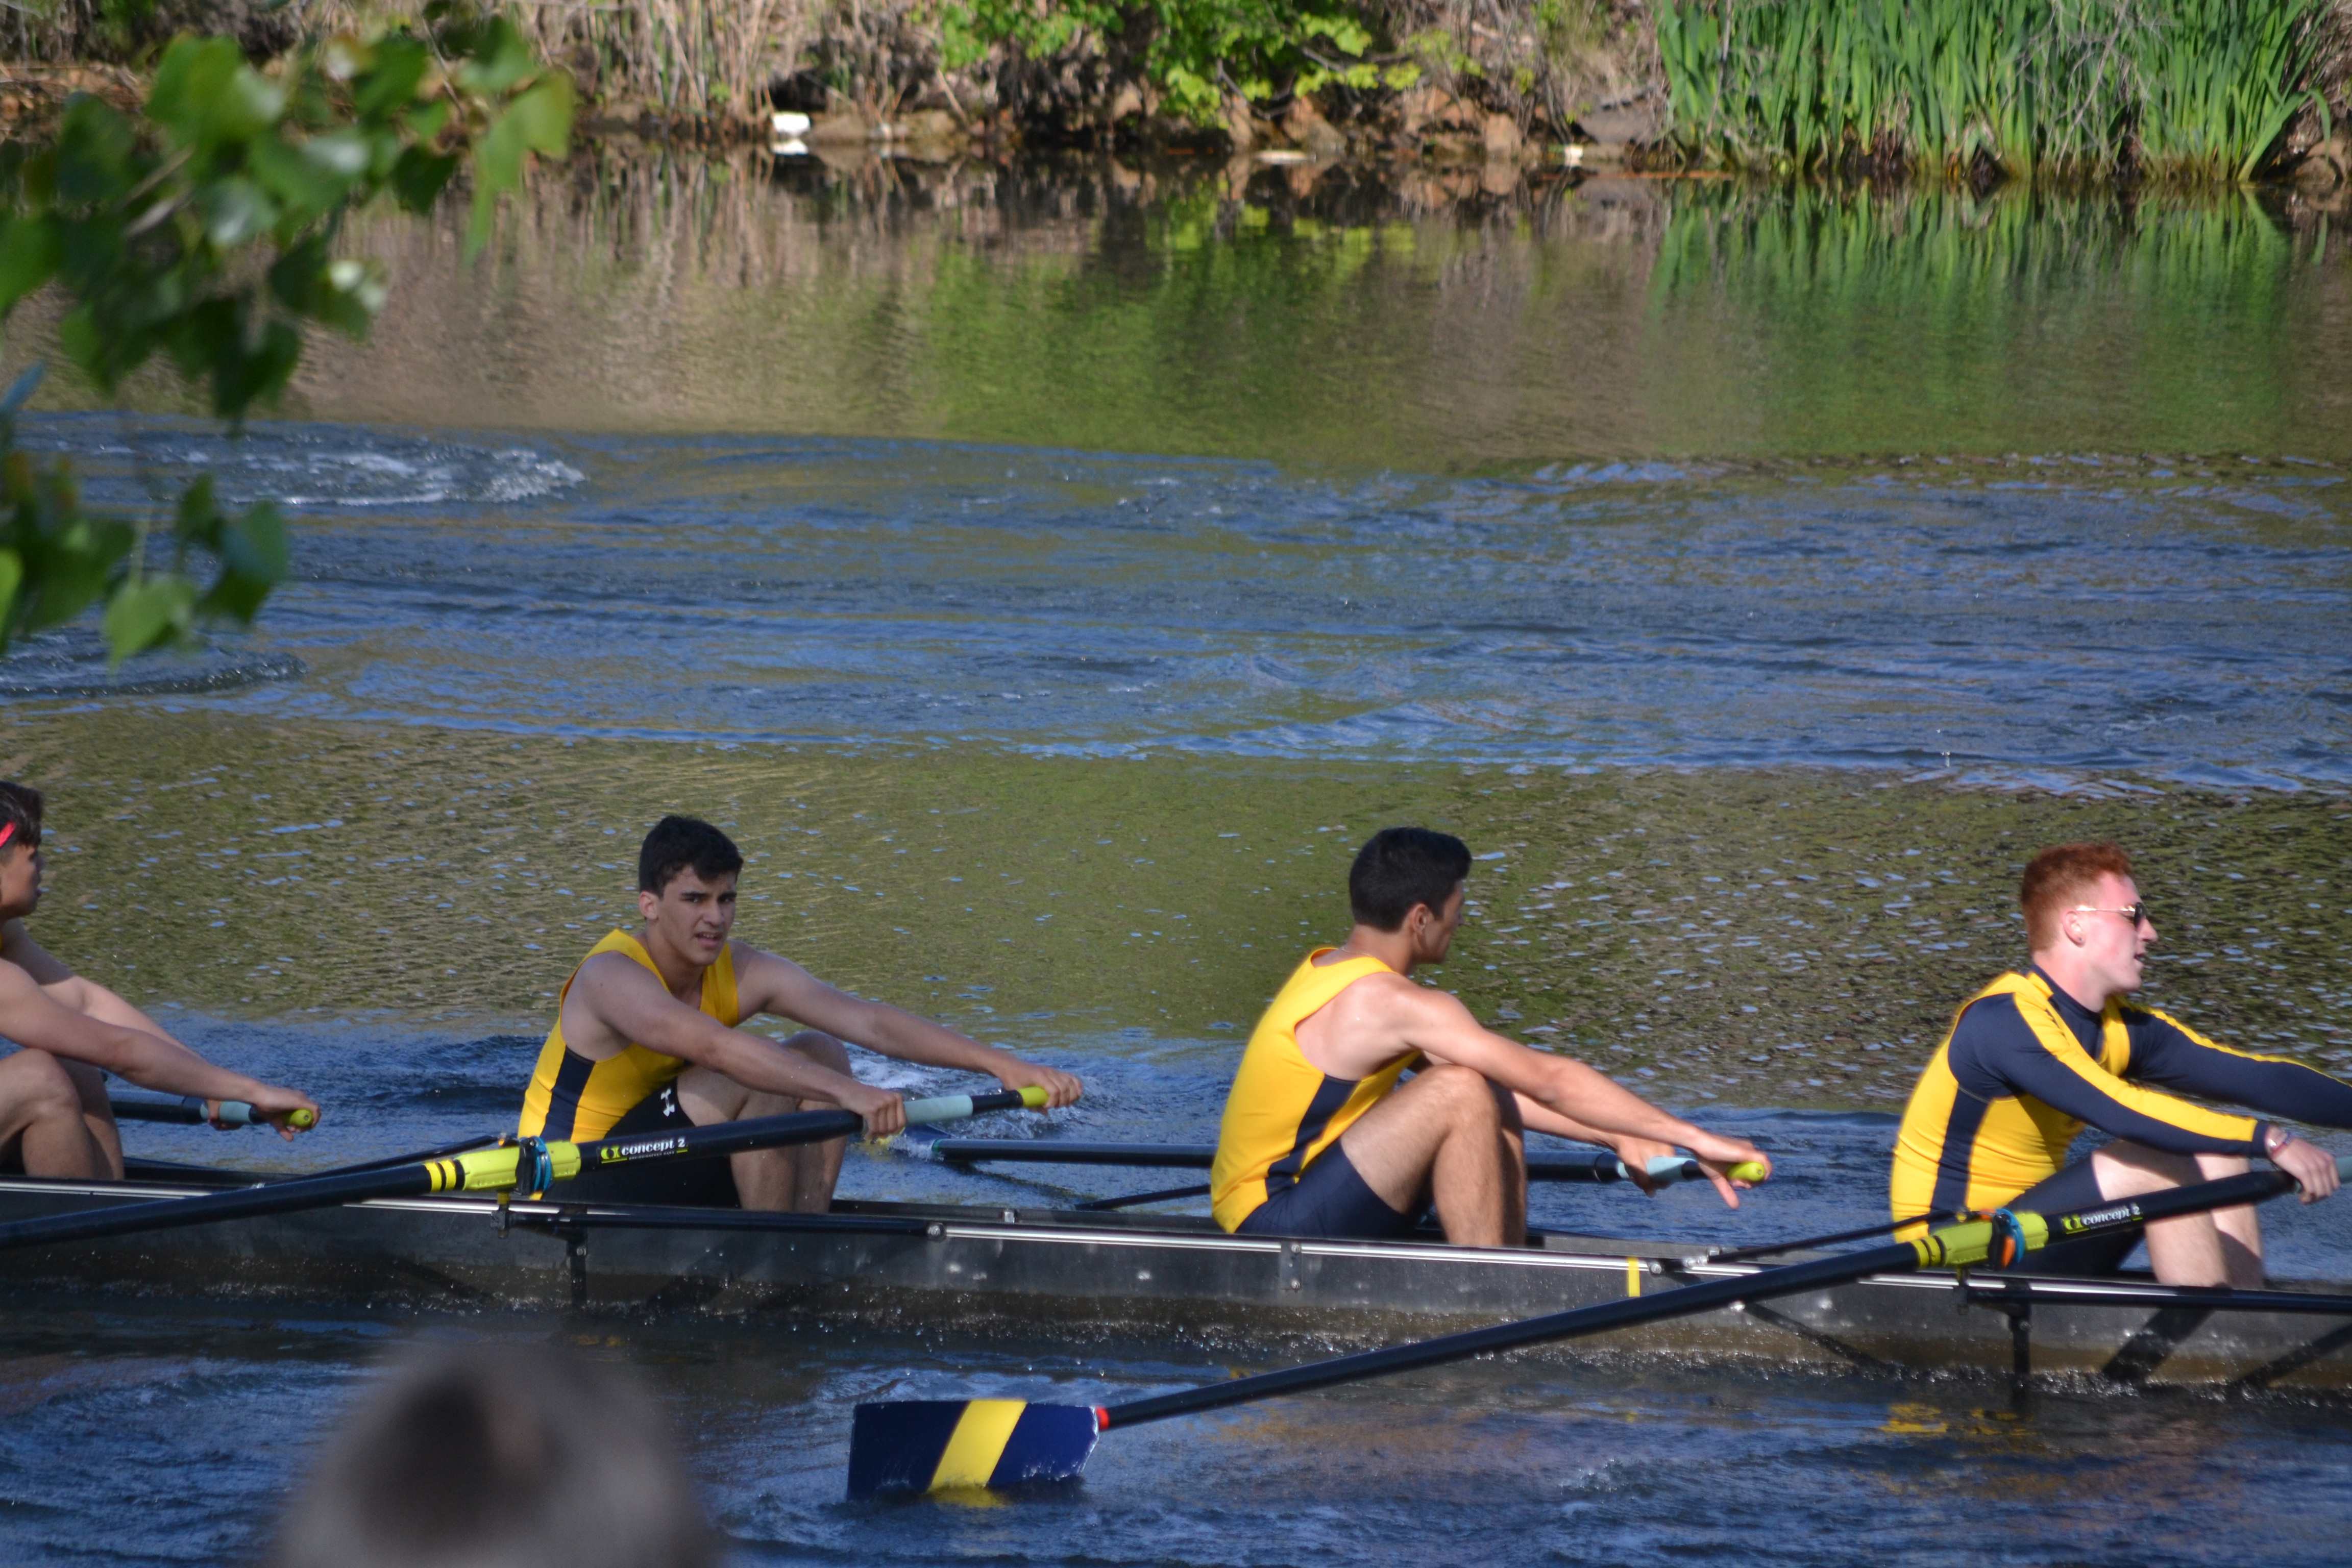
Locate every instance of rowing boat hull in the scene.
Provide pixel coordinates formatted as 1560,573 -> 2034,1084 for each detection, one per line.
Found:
4,1172 -> 2347,1392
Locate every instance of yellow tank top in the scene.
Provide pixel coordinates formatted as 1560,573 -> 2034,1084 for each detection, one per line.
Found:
1210,949 -> 1422,1232
517,929 -> 740,1141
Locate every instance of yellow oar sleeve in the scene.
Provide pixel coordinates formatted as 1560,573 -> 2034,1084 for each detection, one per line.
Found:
1906,1211 -> 2049,1270
423,1142 -> 584,1194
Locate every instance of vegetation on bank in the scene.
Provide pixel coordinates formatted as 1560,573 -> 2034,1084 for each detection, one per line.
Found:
5,0 -> 2347,183
1660,0 -> 2337,179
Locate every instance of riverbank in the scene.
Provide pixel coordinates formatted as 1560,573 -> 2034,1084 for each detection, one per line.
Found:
4,1 -> 2349,186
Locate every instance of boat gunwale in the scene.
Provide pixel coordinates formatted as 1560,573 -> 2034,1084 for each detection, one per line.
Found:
8,1172 -> 2352,1322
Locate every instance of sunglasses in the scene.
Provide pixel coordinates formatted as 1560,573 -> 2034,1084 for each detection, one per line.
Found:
2069,901 -> 2151,927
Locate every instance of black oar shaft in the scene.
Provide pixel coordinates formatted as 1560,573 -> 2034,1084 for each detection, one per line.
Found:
1100,1166 -> 2300,1430
916,1139 -> 1631,1184
0,1089 -> 1040,1255
1705,1208 -> 1974,1265
1075,1183 -> 1212,1212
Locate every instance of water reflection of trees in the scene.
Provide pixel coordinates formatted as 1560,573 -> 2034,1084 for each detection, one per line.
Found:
285,149 -> 2349,462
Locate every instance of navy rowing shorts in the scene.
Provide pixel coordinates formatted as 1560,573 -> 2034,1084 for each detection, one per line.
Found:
1234,1140 -> 1427,1241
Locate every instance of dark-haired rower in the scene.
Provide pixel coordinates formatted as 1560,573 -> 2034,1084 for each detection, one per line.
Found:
518,815 -> 1082,1211
1210,827 -> 1768,1245
1891,840 -> 2352,1285
0,782 -> 319,1176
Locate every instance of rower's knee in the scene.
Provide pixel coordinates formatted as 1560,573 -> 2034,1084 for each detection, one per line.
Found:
2093,1140 -> 2201,1193
1415,1064 -> 1503,1126
0,1050 -> 86,1121
776,1030 -> 850,1075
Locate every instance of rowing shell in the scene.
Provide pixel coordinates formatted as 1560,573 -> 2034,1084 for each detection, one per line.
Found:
3,1160 -> 2349,1392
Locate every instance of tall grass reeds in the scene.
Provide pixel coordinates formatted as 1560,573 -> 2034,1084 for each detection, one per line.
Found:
1657,0 -> 2333,181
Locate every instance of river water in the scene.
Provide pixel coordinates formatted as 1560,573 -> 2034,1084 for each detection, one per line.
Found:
1,153 -> 2349,1564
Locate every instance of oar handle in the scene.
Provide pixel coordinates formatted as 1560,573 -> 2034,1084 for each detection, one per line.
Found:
1610,1156 -> 1769,1187
107,1096 -> 315,1130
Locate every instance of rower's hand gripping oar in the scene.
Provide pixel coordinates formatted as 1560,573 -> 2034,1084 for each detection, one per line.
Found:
844,1153 -> 2348,1500
0,1087 -> 1048,1255
108,1095 -> 318,1131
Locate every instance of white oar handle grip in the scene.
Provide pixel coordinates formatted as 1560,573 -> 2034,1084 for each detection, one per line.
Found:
1611,1155 -> 1769,1186
901,1086 -> 1049,1128
1613,1155 -> 1701,1185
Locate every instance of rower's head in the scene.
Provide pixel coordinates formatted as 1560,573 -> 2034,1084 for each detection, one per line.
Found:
2023,840 -> 2155,1000
1349,827 -> 1472,965
0,782 -> 43,920
268,1342 -> 717,1568
637,816 -> 743,966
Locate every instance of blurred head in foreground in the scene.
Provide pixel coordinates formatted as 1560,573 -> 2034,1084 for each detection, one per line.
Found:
271,1343 -> 718,1568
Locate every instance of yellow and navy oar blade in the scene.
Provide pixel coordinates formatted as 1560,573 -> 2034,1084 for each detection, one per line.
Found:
847,1400 -> 1101,1500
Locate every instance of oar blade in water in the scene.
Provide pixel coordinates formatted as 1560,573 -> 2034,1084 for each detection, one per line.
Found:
846,1400 -> 1099,1500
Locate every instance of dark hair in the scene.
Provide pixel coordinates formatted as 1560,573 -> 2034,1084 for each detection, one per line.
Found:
2020,841 -> 2136,948
0,782 -> 41,852
637,816 -> 743,894
1348,827 -> 1473,932
269,1343 -> 718,1568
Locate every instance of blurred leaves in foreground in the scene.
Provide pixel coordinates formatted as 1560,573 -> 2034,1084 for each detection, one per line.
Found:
0,20 -> 572,663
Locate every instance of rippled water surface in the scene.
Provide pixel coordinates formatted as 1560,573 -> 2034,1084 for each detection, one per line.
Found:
0,157 -> 2348,1564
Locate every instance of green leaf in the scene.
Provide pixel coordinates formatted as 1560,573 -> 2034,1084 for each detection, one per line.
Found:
354,35 -> 432,119
148,37 -> 285,154
403,99 -> 452,143
464,76 -> 572,259
200,177 -> 278,249
301,128 -> 374,179
248,137 -> 347,220
506,75 -> 575,157
389,145 -> 459,214
172,472 -> 222,548
52,97 -> 138,206
0,213 -> 61,315
102,574 -> 198,663
0,547 -> 21,647
218,501 -> 287,584
457,18 -> 537,97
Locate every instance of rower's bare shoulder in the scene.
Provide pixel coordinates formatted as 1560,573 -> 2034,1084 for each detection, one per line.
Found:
1333,968 -> 1454,1021
724,941 -> 822,1007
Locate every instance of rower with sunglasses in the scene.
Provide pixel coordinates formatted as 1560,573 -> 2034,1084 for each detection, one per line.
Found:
1890,840 -> 2351,1285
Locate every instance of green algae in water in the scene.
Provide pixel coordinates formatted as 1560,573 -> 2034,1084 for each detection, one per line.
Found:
11,709 -> 2348,1111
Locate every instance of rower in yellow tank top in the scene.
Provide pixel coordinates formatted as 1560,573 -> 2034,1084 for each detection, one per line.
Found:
518,928 -> 740,1142
512,814 -> 1083,1213
1210,949 -> 1419,1231
1207,826 -> 1767,1245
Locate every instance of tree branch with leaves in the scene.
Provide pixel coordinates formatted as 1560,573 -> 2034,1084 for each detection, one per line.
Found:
0,20 -> 573,663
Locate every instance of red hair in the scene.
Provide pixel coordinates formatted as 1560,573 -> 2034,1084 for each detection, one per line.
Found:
2020,841 -> 2135,949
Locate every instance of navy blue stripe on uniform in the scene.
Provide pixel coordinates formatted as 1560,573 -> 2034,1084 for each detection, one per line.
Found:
1930,1088 -> 1990,1216
1264,1074 -> 1359,1197
544,1048 -> 597,1142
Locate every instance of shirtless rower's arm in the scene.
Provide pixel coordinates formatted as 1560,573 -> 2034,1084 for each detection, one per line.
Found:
1309,964 -> 1770,1211
732,951 -> 1083,1112
0,787 -> 318,1179
560,928 -> 1082,1140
